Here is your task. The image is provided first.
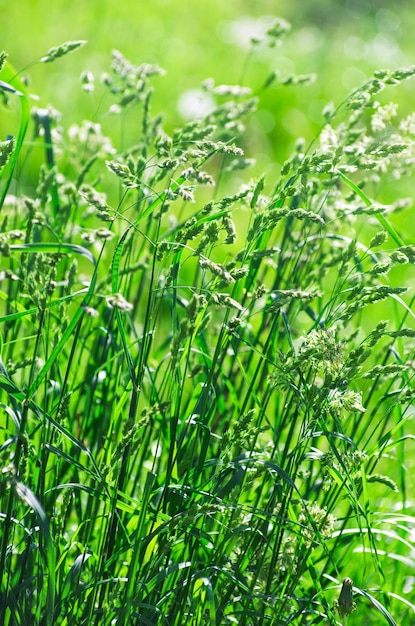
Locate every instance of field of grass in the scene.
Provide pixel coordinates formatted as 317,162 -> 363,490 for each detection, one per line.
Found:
1,3 -> 415,625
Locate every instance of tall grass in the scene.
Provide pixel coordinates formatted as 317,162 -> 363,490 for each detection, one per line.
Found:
1,22 -> 415,625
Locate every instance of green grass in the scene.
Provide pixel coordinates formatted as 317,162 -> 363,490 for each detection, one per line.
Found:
4,1 -> 415,173
1,20 -> 415,626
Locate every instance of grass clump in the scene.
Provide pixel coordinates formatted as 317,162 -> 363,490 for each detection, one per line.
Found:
1,22 -> 415,626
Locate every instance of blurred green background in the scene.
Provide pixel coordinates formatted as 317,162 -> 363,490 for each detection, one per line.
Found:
2,0 -> 415,183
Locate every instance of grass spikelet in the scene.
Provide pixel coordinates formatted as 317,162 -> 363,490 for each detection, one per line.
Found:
40,40 -> 87,63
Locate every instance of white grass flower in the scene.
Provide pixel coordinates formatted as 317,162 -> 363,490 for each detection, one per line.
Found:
329,389 -> 366,414
371,102 -> 398,132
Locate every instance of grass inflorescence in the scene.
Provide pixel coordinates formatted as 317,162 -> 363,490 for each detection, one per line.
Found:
1,23 -> 415,626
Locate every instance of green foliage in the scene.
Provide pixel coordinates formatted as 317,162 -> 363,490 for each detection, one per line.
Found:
1,22 -> 415,626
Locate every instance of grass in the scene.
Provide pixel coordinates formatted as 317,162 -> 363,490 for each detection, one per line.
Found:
1,20 -> 415,625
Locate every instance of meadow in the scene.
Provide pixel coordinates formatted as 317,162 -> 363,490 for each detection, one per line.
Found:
1,2 -> 415,624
